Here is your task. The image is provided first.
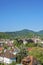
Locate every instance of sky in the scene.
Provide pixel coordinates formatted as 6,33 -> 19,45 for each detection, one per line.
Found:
0,0 -> 43,32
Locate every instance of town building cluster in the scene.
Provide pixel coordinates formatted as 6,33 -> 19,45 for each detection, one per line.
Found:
0,38 -> 43,65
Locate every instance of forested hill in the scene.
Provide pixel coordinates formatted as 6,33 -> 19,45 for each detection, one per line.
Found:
0,29 -> 43,39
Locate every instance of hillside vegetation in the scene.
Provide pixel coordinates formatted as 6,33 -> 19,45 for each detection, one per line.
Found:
0,29 -> 43,39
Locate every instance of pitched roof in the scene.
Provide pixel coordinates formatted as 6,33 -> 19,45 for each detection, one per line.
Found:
27,48 -> 32,51
0,50 -> 16,58
0,47 -> 3,51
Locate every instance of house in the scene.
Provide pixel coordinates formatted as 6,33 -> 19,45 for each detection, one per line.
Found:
32,37 -> 41,43
23,39 -> 34,44
9,47 -> 20,55
17,39 -> 34,45
23,39 -> 28,44
5,39 -> 14,49
0,41 -> 4,47
0,47 -> 4,53
5,39 -> 14,44
27,48 -> 32,51
0,50 -> 16,64
21,56 -> 40,65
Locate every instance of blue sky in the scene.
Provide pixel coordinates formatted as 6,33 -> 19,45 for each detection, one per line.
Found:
0,0 -> 43,32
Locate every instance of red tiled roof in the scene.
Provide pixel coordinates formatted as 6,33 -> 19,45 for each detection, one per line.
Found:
27,48 -> 32,51
0,50 -> 16,58
0,47 -> 3,51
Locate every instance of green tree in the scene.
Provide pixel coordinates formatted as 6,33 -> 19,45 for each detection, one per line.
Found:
16,45 -> 28,63
25,43 -> 36,47
29,47 -> 43,65
9,61 -> 16,65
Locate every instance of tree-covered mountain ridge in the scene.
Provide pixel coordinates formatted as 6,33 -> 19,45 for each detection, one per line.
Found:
0,29 -> 43,39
